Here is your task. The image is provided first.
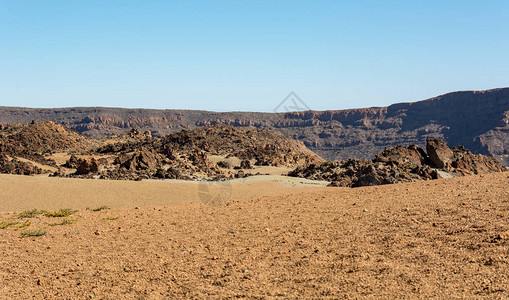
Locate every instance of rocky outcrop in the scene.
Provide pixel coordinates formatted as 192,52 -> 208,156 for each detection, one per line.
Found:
159,125 -> 323,167
289,139 -> 506,187
426,139 -> 506,175
0,121 -> 97,166
240,160 -> 252,169
63,155 -> 81,169
1,121 -> 96,153
59,125 -> 319,181
0,154 -> 44,175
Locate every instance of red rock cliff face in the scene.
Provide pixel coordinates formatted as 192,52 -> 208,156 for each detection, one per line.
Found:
1,88 -> 508,165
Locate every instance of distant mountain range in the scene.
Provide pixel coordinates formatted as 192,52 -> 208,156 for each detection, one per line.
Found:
1,88 -> 508,165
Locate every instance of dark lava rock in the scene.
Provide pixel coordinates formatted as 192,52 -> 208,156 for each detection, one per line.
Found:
240,160 -> 252,169
0,153 -> 44,175
63,155 -> 80,169
427,139 -> 505,174
119,148 -> 160,171
217,160 -> 232,169
76,158 -> 99,175
374,144 -> 427,167
290,139 -> 505,188
426,139 -> 454,169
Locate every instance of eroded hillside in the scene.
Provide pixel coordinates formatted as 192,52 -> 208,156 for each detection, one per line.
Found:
1,88 -> 508,165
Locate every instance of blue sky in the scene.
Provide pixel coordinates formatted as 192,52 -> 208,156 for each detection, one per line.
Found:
1,1 -> 508,111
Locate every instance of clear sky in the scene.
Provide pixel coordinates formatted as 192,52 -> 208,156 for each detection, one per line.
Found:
1,1 -> 508,111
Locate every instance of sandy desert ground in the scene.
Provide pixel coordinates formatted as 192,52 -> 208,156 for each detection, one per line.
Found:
1,172 -> 509,298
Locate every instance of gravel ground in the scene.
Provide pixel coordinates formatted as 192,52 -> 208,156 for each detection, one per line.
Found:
1,172 -> 509,298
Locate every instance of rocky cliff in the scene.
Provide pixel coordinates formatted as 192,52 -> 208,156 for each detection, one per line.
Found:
1,88 -> 508,165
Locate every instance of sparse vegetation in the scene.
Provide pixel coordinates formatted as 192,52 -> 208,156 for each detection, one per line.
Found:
48,218 -> 77,226
16,221 -> 31,229
21,229 -> 46,237
0,221 -> 17,229
18,209 -> 44,218
90,205 -> 110,212
44,209 -> 77,217
103,216 -> 120,221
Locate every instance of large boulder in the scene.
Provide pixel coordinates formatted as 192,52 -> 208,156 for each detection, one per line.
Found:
426,139 -> 454,169
75,158 -> 99,175
63,154 -> 80,169
119,148 -> 160,171
374,144 -> 427,167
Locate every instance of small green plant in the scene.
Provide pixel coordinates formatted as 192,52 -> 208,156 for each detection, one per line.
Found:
48,218 -> 77,226
91,205 -> 110,212
18,209 -> 44,218
21,229 -> 46,237
103,216 -> 120,221
0,221 -> 17,229
44,209 -> 77,218
16,221 -> 31,229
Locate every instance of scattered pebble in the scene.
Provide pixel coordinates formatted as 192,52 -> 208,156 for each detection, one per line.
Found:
496,232 -> 508,240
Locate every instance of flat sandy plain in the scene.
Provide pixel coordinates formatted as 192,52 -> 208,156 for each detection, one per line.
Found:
1,172 -> 509,298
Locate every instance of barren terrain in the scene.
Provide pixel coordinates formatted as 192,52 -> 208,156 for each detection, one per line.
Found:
1,172 -> 509,298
